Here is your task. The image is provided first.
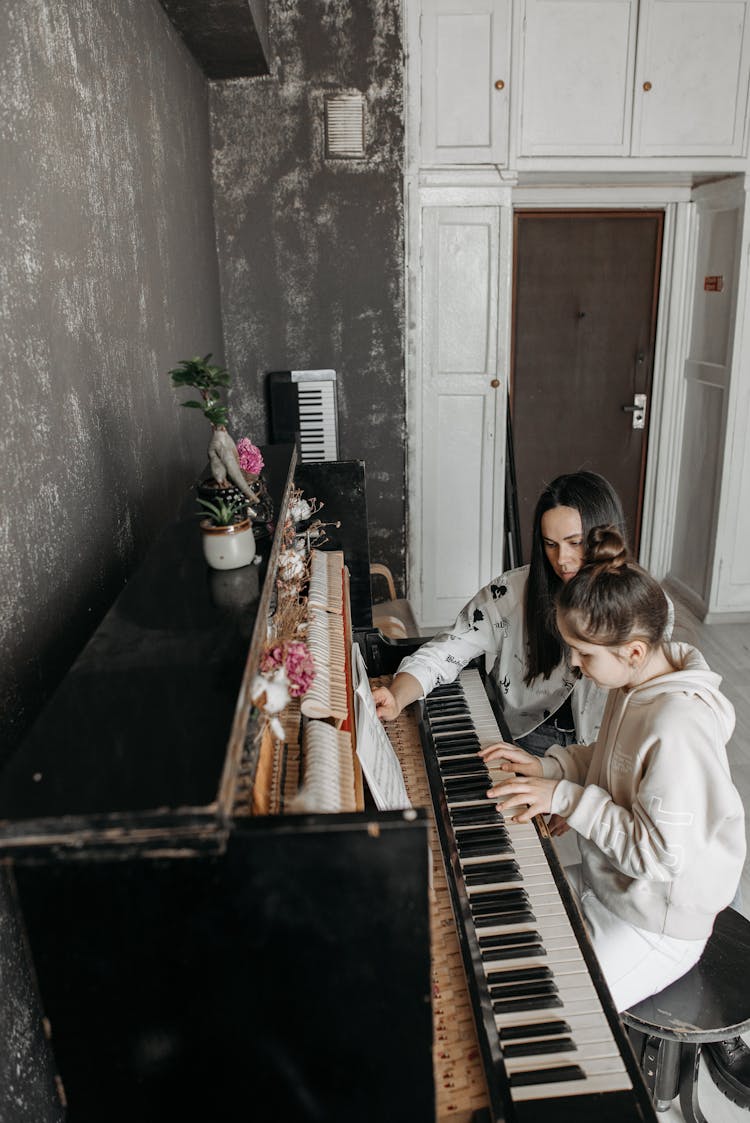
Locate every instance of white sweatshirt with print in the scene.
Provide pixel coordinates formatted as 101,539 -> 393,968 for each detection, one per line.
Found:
397,566 -> 607,743
541,642 -> 746,939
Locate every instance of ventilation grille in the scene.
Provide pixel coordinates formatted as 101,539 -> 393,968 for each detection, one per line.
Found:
325,93 -> 365,159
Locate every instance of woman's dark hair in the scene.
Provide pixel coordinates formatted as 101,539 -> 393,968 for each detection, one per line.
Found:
524,471 -> 627,683
556,526 -> 668,648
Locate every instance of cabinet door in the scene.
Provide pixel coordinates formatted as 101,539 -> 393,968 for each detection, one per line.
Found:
632,0 -> 750,155
519,0 -> 637,155
419,208 -> 504,625
420,0 -> 511,164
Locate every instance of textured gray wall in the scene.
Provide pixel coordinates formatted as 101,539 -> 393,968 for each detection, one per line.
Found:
0,0 -> 224,763
210,0 -> 406,581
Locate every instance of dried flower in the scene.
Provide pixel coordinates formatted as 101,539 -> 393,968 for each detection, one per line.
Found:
259,640 -> 315,698
284,641 -> 315,696
237,438 -> 264,476
290,497 -> 313,522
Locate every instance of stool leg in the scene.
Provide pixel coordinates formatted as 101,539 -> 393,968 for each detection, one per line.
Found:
641,1036 -> 681,1111
678,1043 -> 708,1123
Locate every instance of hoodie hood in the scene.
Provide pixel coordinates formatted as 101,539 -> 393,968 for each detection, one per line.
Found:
625,641 -> 735,744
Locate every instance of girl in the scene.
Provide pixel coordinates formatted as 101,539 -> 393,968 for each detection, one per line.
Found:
480,526 -> 746,1012
373,471 -> 638,756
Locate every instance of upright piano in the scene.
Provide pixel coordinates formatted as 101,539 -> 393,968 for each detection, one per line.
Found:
0,446 -> 657,1123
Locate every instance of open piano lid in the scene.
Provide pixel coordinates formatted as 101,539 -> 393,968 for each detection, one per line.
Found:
0,445 -> 298,860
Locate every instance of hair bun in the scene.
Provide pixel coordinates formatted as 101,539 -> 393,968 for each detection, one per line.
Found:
585,524 -> 629,574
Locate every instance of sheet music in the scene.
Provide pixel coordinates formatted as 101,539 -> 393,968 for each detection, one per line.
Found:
351,644 -> 412,811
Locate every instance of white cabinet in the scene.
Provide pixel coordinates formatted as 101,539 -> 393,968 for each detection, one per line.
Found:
632,0 -> 750,156
519,0 -> 750,157
519,0 -> 637,155
420,0 -> 512,164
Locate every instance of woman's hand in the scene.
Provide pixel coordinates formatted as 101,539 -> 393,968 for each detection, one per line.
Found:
478,742 -> 543,777
487,775 -> 559,823
371,685 -> 400,722
547,813 -> 570,837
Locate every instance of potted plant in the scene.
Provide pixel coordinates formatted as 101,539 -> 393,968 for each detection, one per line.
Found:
168,353 -> 257,509
197,495 -> 257,571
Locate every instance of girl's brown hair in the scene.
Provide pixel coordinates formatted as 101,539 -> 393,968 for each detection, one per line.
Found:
556,525 -> 668,647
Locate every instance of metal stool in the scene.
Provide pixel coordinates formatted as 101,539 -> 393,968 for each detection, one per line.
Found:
622,907 -> 750,1122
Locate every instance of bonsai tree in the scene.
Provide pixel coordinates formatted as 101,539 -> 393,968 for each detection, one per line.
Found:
169,353 -> 255,500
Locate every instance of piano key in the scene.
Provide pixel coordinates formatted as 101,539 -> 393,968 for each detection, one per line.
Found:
510,1064 -> 586,1087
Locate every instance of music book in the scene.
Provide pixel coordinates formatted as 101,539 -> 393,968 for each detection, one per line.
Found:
351,643 -> 411,811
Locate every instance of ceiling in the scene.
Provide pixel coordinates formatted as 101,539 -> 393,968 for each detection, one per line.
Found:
159,0 -> 270,79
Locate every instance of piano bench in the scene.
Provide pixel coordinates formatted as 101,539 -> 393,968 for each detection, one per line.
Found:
622,907 -> 750,1122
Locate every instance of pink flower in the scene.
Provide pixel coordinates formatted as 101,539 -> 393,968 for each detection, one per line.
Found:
260,644 -> 284,673
259,640 -> 315,698
283,641 -> 315,697
237,438 -> 264,475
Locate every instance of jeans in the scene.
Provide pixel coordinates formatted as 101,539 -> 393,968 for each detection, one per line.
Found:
515,719 -> 577,757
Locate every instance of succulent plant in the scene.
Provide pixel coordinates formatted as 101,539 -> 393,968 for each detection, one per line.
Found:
196,495 -> 248,527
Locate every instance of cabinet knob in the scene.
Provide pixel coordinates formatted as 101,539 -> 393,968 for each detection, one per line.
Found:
490,378 -> 500,388
643,81 -> 652,91
494,79 -> 505,90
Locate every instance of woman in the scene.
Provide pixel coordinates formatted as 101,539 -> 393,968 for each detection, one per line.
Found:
480,526 -> 745,1011
373,471 -> 636,755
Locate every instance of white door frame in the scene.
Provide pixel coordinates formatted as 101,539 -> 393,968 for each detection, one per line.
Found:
406,178 -> 697,625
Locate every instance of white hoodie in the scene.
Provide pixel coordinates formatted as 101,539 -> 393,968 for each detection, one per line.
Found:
540,642 -> 746,940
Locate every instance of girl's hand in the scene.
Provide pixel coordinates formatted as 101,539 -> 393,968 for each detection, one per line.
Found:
371,685 -> 399,722
478,742 -> 543,777
487,776 -> 559,823
547,813 -> 570,837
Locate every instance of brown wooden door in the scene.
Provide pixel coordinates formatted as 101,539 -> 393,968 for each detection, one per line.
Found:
511,210 -> 663,557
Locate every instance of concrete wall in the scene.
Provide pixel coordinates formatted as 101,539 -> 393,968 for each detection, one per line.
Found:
0,0 -> 224,764
210,0 -> 406,581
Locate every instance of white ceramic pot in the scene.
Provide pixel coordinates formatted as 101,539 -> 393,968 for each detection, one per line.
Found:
200,518 -> 256,571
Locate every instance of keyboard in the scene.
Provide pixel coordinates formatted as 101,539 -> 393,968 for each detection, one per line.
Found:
419,668 -> 657,1122
267,369 -> 339,461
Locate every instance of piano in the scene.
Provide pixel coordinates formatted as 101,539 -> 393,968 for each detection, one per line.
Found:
0,447 -> 656,1122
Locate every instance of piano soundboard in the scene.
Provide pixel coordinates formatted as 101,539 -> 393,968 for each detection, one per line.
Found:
418,668 -> 657,1123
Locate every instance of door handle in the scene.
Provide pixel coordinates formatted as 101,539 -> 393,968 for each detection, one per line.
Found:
622,393 -> 647,429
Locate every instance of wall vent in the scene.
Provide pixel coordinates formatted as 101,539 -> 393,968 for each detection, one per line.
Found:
325,93 -> 365,159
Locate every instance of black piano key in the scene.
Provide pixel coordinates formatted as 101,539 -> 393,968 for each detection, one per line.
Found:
469,889 -> 527,916
475,909 -> 535,928
499,1019 -> 571,1041
509,1064 -> 585,1088
464,863 -> 521,885
451,805 -> 505,826
445,783 -> 494,800
434,736 -> 481,751
440,759 -> 488,776
489,980 -> 558,1000
445,786 -> 494,803
459,841 -> 512,858
482,943 -> 544,961
455,825 -> 509,842
456,830 -> 510,848
486,966 -> 552,984
503,1037 -> 577,1060
492,994 -> 563,1014
479,930 -> 543,950
434,742 -> 481,756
